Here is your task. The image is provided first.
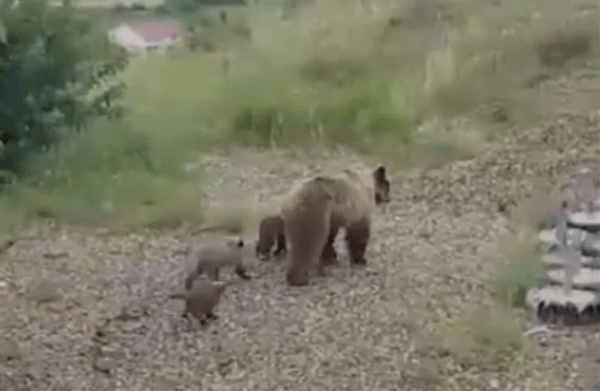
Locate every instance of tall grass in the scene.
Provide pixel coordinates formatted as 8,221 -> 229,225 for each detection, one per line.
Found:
1,0 -> 598,235
126,0 -> 599,162
120,0 -> 432,165
490,229 -> 545,308
420,0 -> 598,122
0,118 -> 205,232
441,304 -> 527,372
125,50 -> 419,158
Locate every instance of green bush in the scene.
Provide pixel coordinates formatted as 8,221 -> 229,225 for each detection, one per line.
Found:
490,232 -> 545,308
125,50 -> 420,159
441,305 -> 526,372
1,118 -> 204,230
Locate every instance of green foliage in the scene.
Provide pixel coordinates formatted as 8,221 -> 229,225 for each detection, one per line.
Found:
421,0 -> 599,122
225,70 -> 417,153
0,0 -> 151,228
3,0 -> 594,234
441,305 -> 526,372
126,54 -> 419,158
0,0 -> 128,181
3,118 -> 204,229
154,5 -> 173,16
491,232 -> 545,308
165,0 -> 245,14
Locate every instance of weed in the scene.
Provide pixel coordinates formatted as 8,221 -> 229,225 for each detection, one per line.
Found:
441,305 -> 526,372
491,230 -> 545,308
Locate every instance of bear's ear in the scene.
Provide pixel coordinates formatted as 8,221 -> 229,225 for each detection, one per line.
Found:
374,166 -> 387,182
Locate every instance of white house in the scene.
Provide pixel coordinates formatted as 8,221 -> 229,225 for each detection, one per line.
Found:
108,20 -> 184,57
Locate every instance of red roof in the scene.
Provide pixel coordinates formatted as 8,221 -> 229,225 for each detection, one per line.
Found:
127,21 -> 182,42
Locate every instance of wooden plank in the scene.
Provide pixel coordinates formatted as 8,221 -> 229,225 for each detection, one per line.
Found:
546,268 -> 600,290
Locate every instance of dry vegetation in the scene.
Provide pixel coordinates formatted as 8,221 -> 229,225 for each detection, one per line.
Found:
2,0 -> 600,389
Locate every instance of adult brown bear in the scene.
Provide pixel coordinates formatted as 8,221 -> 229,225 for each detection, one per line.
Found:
279,165 -> 391,286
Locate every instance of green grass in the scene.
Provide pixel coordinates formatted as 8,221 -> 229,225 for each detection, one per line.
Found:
441,304 -> 527,372
124,0 -> 599,162
0,118 -> 205,232
421,0 -> 598,121
2,0 -> 598,234
430,228 -> 545,375
490,230 -> 545,308
125,51 -> 420,157
119,0 -> 430,164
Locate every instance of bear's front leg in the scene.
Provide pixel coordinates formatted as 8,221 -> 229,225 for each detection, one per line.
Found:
346,218 -> 370,265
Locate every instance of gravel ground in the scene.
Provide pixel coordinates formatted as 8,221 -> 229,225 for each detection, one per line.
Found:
3,81 -> 600,390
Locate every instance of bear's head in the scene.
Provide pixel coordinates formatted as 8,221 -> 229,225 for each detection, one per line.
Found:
226,238 -> 245,248
373,166 -> 390,205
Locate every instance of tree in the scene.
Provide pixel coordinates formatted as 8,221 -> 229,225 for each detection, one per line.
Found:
0,0 -> 128,181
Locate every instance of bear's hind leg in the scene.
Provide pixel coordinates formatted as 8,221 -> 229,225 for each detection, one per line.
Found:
320,226 -> 339,265
287,227 -> 328,286
273,233 -> 286,257
346,218 -> 370,265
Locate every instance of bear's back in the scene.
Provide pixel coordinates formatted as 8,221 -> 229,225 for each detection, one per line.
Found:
328,169 -> 376,225
278,168 -> 376,226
